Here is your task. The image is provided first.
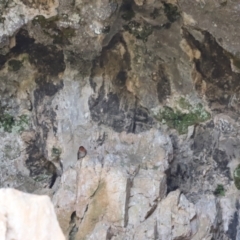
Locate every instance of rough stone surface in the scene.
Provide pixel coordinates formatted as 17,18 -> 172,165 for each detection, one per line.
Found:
1,0 -> 240,239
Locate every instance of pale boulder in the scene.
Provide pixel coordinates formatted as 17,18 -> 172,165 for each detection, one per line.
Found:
0,188 -> 65,240
157,190 -> 197,240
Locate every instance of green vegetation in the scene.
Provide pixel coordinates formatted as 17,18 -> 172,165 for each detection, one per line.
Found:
154,98 -> 211,134
0,114 -> 29,133
8,59 -> 23,71
0,114 -> 15,132
163,3 -> 180,23
178,97 -> 192,109
15,115 -> 29,132
214,184 -> 225,196
234,165 -> 240,190
51,147 -> 62,157
123,21 -> 153,42
34,173 -> 50,182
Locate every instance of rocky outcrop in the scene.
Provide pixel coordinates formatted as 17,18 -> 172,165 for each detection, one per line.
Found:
0,188 -> 65,240
1,0 -> 240,239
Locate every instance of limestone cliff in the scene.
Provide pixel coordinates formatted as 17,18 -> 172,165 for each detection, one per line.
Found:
0,0 -> 240,239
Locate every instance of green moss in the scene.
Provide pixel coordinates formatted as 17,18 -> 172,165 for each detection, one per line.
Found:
51,147 -> 62,157
154,99 -> 211,134
8,59 -> 23,71
34,173 -> 50,182
234,165 -> 240,190
0,114 -> 15,132
163,3 -> 180,23
123,21 -> 153,42
15,115 -> 29,132
4,145 -> 13,159
214,184 -> 225,196
0,114 -> 29,133
178,97 -> 192,110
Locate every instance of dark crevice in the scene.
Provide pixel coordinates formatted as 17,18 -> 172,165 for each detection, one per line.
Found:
46,152 -> 62,188
88,33 -> 153,133
210,200 -> 230,239
89,59 -> 98,92
154,220 -> 159,240
26,138 -> 58,187
5,28 -> 66,184
68,211 -> 79,240
89,181 -> 101,199
227,201 -> 239,240
182,27 -> 240,110
124,178 -> 132,227
157,65 -> 171,103
144,201 -> 158,220
1,29 -> 66,76
106,227 -> 116,240
129,97 -> 138,133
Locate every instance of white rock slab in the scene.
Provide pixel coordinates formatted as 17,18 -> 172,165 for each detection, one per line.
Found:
0,188 -> 65,240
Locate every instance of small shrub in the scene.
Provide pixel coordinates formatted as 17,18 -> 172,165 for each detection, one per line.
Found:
214,184 -> 225,196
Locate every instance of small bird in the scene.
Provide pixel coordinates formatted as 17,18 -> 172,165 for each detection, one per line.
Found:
78,146 -> 87,160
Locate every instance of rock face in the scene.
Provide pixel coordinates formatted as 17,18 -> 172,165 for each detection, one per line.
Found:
1,0 -> 240,239
0,188 -> 65,240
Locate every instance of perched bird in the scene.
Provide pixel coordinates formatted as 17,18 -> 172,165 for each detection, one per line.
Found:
78,146 -> 87,160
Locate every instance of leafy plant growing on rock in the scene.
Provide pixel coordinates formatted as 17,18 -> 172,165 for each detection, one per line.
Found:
154,98 -> 211,134
51,147 -> 62,158
214,184 -> 225,196
16,115 -> 29,132
0,114 -> 15,132
0,114 -> 29,133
